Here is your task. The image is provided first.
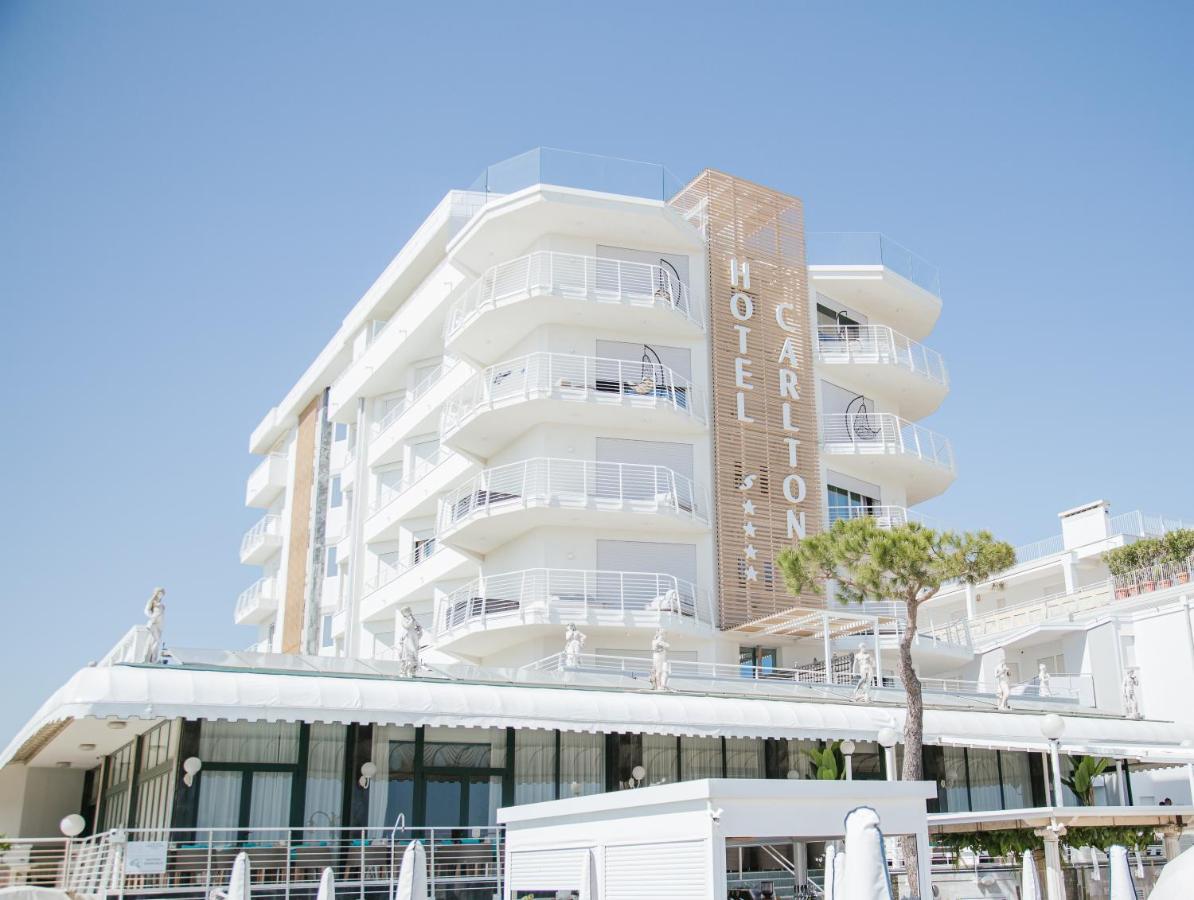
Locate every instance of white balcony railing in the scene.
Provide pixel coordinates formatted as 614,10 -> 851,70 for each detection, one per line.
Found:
826,505 -> 916,529
368,449 -> 452,515
815,325 -> 948,386
373,362 -> 455,437
240,514 -> 282,559
437,568 -> 714,635
444,251 -> 701,340
441,352 -> 705,437
821,412 -> 955,471
438,458 -> 707,535
1113,554 -> 1194,598
235,577 -> 277,622
362,539 -> 440,597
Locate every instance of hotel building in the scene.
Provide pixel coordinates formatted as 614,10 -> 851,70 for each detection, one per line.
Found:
2,150 -> 1192,899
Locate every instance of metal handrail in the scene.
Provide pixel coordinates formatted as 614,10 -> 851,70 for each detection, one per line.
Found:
363,540 -> 441,597
234,577 -> 277,618
815,325 -> 948,386
437,457 -> 708,535
820,412 -> 955,470
441,352 -> 706,437
438,568 -> 714,633
826,505 -> 914,528
373,362 -> 456,436
368,449 -> 452,516
239,514 -> 281,556
444,251 -> 701,340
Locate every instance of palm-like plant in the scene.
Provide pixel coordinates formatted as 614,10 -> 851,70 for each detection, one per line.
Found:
1062,755 -> 1111,806
805,740 -> 845,780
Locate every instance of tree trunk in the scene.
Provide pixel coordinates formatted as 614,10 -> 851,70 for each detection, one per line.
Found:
899,598 -> 925,897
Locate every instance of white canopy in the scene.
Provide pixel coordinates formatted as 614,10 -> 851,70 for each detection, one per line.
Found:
5,663 -> 1194,769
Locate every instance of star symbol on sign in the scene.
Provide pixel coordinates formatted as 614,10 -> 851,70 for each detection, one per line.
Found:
744,544 -> 758,560
745,566 -> 759,582
743,521 -> 757,538
742,499 -> 756,516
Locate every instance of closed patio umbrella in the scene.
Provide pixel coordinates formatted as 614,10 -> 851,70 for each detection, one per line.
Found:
225,851 -> 250,900
840,807 -> 892,900
316,867 -> 336,900
1020,849 -> 1041,900
1107,846 -> 1135,900
394,840 -> 428,900
823,844 -> 838,900
1150,844 -> 1194,900
577,848 -> 598,900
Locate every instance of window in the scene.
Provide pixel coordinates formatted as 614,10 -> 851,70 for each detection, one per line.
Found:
334,423 -> 348,442
330,476 -> 343,508
303,724 -> 345,836
739,646 -> 779,677
325,546 -> 338,577
827,484 -> 879,524
320,615 -> 334,648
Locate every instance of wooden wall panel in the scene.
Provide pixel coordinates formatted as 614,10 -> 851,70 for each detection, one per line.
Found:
671,171 -> 824,628
282,396 -> 319,653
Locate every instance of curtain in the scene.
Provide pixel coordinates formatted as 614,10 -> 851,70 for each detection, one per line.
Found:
248,772 -> 293,842
514,731 -> 556,804
642,735 -> 678,786
967,749 -> 1002,811
786,740 -> 819,779
369,726 -> 417,829
303,724 -> 345,837
681,737 -> 722,780
941,746 -> 970,812
725,738 -> 764,779
1000,751 -> 1034,809
199,721 -> 300,764
196,771 -> 242,835
559,732 -> 604,797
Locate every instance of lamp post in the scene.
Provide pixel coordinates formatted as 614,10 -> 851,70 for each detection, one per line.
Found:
182,756 -> 202,787
877,727 -> 898,781
840,740 -> 856,781
1041,714 -> 1066,807
59,814 -> 86,887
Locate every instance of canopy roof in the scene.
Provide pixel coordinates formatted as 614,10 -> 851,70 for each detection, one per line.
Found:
5,661 -> 1194,770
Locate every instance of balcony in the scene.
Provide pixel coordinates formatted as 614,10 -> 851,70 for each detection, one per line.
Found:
245,452 -> 287,508
240,514 -> 283,565
821,413 -> 955,504
369,363 -> 472,468
826,505 -> 917,529
234,577 -> 279,625
434,568 -> 715,655
807,233 -> 942,340
815,325 -> 948,419
443,252 -> 703,364
437,458 -> 709,554
442,353 -> 706,457
363,451 -> 476,544
358,542 -> 476,623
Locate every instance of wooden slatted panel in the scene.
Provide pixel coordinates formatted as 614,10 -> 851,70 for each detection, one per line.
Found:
671,172 -> 824,629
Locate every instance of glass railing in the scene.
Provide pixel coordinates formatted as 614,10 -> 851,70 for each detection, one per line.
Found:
807,232 -> 941,296
468,147 -> 684,201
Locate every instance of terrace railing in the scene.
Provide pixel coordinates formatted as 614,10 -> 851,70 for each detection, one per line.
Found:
239,514 -> 281,558
373,362 -> 455,437
821,413 -> 955,471
815,325 -> 948,386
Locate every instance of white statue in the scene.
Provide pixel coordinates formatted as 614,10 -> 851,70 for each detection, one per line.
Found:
563,623 -> 586,668
995,661 -> 1012,710
1037,663 -> 1051,697
1122,668 -> 1142,719
851,646 -> 876,702
397,607 -> 423,678
649,628 -> 670,691
143,587 -> 166,663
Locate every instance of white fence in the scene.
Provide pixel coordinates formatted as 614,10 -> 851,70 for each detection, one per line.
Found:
373,362 -> 453,437
815,325 -> 948,386
1113,554 -> 1194,598
821,413 -> 955,471
438,457 -> 707,534
239,513 -> 281,558
444,251 -> 701,338
438,568 -> 714,634
234,577 -> 277,622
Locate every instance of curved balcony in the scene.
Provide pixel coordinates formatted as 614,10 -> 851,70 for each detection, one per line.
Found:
240,514 -> 283,565
441,353 -> 706,457
433,568 -> 714,655
437,458 -> 708,553
814,325 -> 948,419
826,505 -> 918,529
821,413 -> 955,504
234,577 -> 278,625
443,251 -> 703,364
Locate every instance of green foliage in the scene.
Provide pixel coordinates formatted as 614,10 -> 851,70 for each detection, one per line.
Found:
1163,528 -> 1194,563
805,740 -> 845,780
935,828 -> 1042,864
776,518 -> 1016,613
1061,756 -> 1112,806
1065,825 -> 1154,853
1105,528 -> 1194,575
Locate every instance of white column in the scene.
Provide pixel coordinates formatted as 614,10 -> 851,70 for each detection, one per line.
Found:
1035,827 -> 1067,900
1060,553 -> 1077,594
915,824 -> 932,900
1050,741 -> 1065,807
964,582 -> 977,619
822,612 -> 832,684
792,841 -> 807,886
872,620 -> 883,689
1162,825 -> 1182,861
1187,762 -> 1194,805
1042,751 -> 1054,806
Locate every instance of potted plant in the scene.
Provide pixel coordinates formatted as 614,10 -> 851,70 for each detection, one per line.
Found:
1061,755 -> 1112,806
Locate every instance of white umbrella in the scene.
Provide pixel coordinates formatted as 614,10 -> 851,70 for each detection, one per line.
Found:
1107,846 -> 1135,900
577,848 -> 598,900
832,851 -> 847,898
316,867 -> 336,900
823,843 -> 838,900
1021,849 -> 1042,900
840,807 -> 892,900
224,851 -> 250,900
394,840 -> 428,900
1150,844 -> 1194,900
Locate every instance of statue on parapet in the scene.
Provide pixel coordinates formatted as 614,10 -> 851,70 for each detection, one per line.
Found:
563,624 -> 586,668
851,646 -> 876,703
397,607 -> 423,678
650,628 -> 671,691
1037,663 -> 1051,697
995,660 -> 1012,710
1122,668 -> 1142,719
143,587 -> 166,663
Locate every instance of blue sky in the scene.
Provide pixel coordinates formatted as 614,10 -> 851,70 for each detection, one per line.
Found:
1,2 -> 1191,739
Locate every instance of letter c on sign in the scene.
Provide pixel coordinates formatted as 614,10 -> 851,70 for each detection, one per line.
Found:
730,292 -> 754,322
775,303 -> 799,333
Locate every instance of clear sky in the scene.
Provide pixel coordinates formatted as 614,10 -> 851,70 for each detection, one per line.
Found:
1,2 -> 1191,739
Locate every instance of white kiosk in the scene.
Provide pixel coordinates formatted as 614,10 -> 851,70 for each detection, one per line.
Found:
498,778 -> 936,899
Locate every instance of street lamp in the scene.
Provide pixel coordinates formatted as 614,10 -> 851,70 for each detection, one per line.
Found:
1040,714 -> 1066,807
840,740 -> 856,781
59,814 -> 85,838
877,727 -> 898,781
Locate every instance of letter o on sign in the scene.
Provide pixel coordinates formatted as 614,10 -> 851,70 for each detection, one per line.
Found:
730,292 -> 754,321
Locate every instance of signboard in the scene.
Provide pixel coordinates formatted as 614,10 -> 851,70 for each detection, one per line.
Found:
671,171 -> 824,628
125,840 -> 168,875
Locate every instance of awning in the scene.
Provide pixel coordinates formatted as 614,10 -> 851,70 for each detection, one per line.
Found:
5,663 -> 1194,769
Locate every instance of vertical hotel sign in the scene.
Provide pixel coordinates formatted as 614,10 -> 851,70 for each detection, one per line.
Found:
671,171 -> 823,628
